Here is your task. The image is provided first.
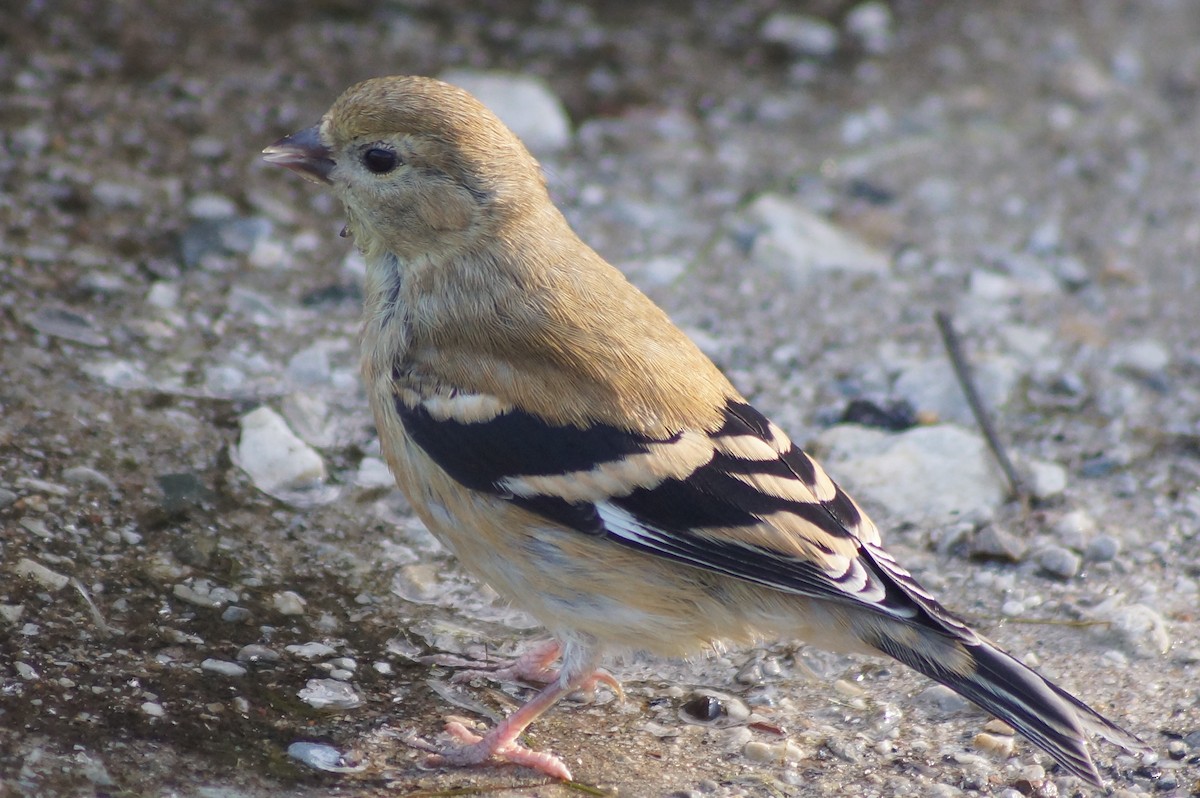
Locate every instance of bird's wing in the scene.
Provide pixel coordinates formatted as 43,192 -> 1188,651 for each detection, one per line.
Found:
396,389 -> 974,636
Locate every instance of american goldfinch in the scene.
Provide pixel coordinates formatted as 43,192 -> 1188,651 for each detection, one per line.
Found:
263,75 -> 1147,786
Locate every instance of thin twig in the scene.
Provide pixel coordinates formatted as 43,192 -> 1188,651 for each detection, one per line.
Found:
934,311 -> 1028,504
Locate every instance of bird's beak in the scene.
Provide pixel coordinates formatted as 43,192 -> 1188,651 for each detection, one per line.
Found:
262,125 -> 335,184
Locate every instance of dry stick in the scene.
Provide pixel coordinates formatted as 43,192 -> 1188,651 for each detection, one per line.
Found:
934,311 -> 1028,505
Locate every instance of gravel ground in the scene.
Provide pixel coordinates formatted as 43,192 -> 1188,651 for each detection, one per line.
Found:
3,2 -> 1199,796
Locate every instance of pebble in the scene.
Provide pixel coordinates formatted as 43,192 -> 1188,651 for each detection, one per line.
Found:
742,739 -> 805,763
440,70 -> 570,154
236,644 -> 281,664
13,558 -> 71,592
892,357 -> 1019,427
23,306 -> 109,347
844,2 -> 894,54
221,605 -> 252,623
140,701 -> 165,718
16,662 -> 38,680
61,465 -> 115,490
971,526 -> 1028,562
743,194 -> 890,284
355,457 -> 395,489
1020,459 -> 1067,501
1113,338 -> 1171,379
272,590 -> 307,616
815,424 -> 1008,526
1037,545 -> 1082,579
298,678 -> 362,711
172,583 -> 225,609
186,193 -> 237,220
915,684 -> 969,713
286,642 -> 337,659
286,742 -> 366,773
1088,597 -> 1170,657
0,604 -> 24,624
234,406 -> 329,500
1053,510 -> 1096,550
973,731 -> 1015,759
200,659 -> 247,678
0,488 -> 17,508
760,12 -> 839,58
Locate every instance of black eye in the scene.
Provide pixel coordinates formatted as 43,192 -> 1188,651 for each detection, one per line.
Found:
362,147 -> 399,174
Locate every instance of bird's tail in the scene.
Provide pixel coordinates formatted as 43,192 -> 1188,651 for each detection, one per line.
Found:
865,624 -> 1149,787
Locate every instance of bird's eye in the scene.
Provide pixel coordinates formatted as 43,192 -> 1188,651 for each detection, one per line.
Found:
362,147 -> 399,174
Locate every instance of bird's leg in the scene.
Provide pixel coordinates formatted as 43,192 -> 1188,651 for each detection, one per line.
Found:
446,638 -> 623,700
448,638 -> 563,685
427,675 -> 580,780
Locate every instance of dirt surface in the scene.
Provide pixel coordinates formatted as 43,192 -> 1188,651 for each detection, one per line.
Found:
2,2 -> 1199,797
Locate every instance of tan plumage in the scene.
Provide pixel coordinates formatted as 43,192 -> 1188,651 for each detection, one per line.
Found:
264,75 -> 1147,786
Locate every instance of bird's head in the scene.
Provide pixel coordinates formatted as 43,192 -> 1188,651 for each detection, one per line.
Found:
263,76 -> 550,262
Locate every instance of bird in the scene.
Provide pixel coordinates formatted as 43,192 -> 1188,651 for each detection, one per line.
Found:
263,75 -> 1148,786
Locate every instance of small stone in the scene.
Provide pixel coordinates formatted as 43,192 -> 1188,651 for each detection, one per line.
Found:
1037,545 -> 1081,579
298,678 -> 362,710
236,644 -> 281,663
221,605 -> 252,623
61,465 -> 115,490
0,488 -> 17,508
974,732 -> 1015,759
286,642 -> 337,660
440,71 -> 570,154
742,740 -> 774,763
0,604 -> 24,624
23,307 -> 109,347
187,193 -> 237,219
1053,510 -> 1096,550
744,194 -> 889,284
13,558 -> 71,592
970,526 -> 1028,563
273,590 -> 307,616
915,684 -> 969,713
200,659 -> 247,678
1085,535 -> 1121,562
1113,339 -> 1170,379
16,662 -> 38,680
844,2 -> 894,54
815,424 -> 1007,526
287,742 -> 367,773
234,406 -> 330,503
760,12 -> 839,58
141,701 -> 165,717
1089,597 -> 1170,657
1020,459 -> 1067,501
355,457 -> 395,489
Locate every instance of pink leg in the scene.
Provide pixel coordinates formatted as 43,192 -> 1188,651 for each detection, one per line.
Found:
449,639 -> 563,685
448,639 -> 624,701
428,677 -> 580,780
408,641 -> 624,780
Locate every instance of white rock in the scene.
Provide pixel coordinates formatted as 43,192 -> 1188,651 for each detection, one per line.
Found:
234,406 -> 328,500
1113,338 -> 1170,377
892,356 -> 1020,426
286,641 -> 338,659
1088,597 -> 1171,657
1020,458 -> 1067,500
13,558 -> 70,592
355,457 -> 395,489
744,194 -> 889,283
200,658 -> 247,678
760,12 -> 839,58
273,590 -> 307,616
440,70 -> 570,154
298,678 -> 362,710
845,2 -> 894,54
814,424 -> 1008,526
